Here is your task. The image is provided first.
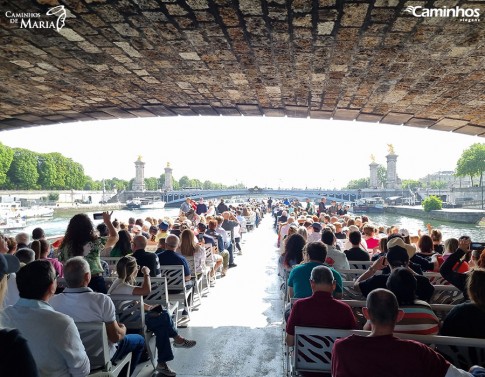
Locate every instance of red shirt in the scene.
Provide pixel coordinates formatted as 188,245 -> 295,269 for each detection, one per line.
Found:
332,334 -> 450,377
286,291 -> 357,336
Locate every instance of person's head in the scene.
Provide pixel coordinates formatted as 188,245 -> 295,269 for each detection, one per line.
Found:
16,259 -> 57,300
208,219 -> 218,231
430,229 -> 442,243
61,213 -> 95,256
362,224 -> 375,237
115,229 -> 132,254
283,234 -> 306,267
96,223 -> 108,237
159,221 -> 170,232
15,248 -> 35,265
0,253 -> 20,306
31,239 -> 49,259
386,267 -> 417,305
6,237 -> 17,254
165,234 -> 180,250
158,237 -> 166,250
349,231 -> 362,246
64,257 -> 90,288
387,234 -> 416,258
297,226 -> 308,240
363,288 -> 403,329
135,218 -> 144,227
180,229 -> 197,256
15,232 -> 29,246
112,218 -> 120,230
132,235 -> 147,251
444,238 -> 459,254
305,241 -> 328,263
418,234 -> 434,254
311,222 -> 322,233
128,217 -> 135,225
467,269 -> 485,310
32,227 -> 45,240
379,237 -> 388,254
385,243 -> 410,268
116,255 -> 138,284
321,230 -> 335,246
310,265 -> 336,293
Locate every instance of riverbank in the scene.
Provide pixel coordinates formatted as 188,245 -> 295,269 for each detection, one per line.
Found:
386,205 -> 485,225
53,203 -> 124,216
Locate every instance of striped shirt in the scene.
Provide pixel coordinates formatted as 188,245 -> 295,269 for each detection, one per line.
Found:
394,301 -> 440,335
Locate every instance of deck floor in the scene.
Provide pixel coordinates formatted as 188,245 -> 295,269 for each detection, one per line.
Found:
135,215 -> 284,377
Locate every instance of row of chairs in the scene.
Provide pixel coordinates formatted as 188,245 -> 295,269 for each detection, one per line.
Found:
287,326 -> 485,376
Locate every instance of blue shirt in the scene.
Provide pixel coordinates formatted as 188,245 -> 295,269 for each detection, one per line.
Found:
287,262 -> 343,298
157,249 -> 191,277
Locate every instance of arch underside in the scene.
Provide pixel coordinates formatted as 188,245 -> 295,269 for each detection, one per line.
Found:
1,0 -> 484,137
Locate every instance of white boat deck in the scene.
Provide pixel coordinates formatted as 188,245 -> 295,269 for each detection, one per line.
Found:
135,215 -> 284,376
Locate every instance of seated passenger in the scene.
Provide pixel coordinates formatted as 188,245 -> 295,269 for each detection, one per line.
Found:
344,231 -> 370,261
286,266 -> 357,346
354,238 -> 434,302
321,230 -> 350,270
332,289 -> 479,377
385,267 -> 439,335
1,260 -> 90,377
440,268 -> 485,339
50,257 -> 145,375
108,256 -> 196,376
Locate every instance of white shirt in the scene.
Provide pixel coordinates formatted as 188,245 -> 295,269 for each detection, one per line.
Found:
50,287 -> 117,357
325,245 -> 350,270
216,226 -> 228,244
1,298 -> 90,377
4,272 -> 19,307
307,232 -> 322,243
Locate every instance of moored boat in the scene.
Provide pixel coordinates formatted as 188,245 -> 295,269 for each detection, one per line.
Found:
352,197 -> 385,213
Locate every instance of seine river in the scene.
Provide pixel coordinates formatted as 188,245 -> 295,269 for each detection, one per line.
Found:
18,208 -> 484,243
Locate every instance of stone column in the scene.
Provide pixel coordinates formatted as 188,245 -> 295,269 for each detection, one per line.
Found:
132,156 -> 145,191
163,162 -> 173,191
386,154 -> 398,189
369,162 -> 378,189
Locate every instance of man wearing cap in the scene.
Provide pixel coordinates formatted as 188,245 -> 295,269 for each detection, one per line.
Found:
354,236 -> 434,302
307,222 -> 323,243
332,288 -> 481,377
156,221 -> 170,241
286,265 -> 356,347
1,260 -> 90,377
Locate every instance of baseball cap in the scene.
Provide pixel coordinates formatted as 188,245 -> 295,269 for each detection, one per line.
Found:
158,221 -> 169,231
0,253 -> 20,280
312,222 -> 322,232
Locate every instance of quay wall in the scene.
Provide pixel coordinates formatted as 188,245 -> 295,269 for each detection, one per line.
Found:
385,206 -> 485,225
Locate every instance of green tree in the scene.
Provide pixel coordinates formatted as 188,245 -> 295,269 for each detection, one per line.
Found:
7,148 -> 39,189
422,195 -> 442,212
179,175 -> 190,188
401,179 -> 422,190
48,192 -> 59,201
346,178 -> 369,189
429,180 -> 447,189
0,142 -> 14,187
203,180 -> 213,189
144,177 -> 159,190
377,165 -> 387,187
37,153 -> 58,189
456,143 -> 485,187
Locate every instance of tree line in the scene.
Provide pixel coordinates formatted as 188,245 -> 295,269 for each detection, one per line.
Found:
0,142 -> 246,191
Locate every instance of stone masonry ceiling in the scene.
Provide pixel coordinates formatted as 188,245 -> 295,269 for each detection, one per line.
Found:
1,0 -> 485,137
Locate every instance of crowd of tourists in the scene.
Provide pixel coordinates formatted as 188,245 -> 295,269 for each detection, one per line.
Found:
275,197 -> 485,376
0,197 -> 266,377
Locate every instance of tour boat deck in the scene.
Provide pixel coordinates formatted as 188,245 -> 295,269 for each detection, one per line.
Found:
136,215 -> 284,376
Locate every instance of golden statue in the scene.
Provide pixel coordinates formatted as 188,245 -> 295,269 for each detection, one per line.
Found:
370,154 -> 376,163
167,162 -> 171,168
137,155 -> 143,161
387,144 -> 395,154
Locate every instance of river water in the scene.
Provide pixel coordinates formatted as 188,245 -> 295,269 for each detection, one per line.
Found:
14,208 -> 484,242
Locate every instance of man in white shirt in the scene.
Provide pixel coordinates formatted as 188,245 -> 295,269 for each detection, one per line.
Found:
50,257 -> 145,375
1,260 -> 90,377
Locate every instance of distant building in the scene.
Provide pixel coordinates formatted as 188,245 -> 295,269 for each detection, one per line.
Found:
419,171 -> 474,188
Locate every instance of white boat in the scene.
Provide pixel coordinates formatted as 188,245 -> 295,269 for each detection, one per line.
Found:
125,198 -> 165,210
0,217 -> 27,232
19,206 -> 54,218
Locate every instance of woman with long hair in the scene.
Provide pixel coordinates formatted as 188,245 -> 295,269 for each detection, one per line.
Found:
109,256 -> 196,376
31,239 -> 63,277
58,211 -> 118,293
179,229 -> 206,276
110,230 -> 133,257
282,233 -> 306,270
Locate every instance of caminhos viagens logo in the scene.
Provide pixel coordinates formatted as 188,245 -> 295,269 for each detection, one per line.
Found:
404,5 -> 481,22
5,5 -> 66,31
